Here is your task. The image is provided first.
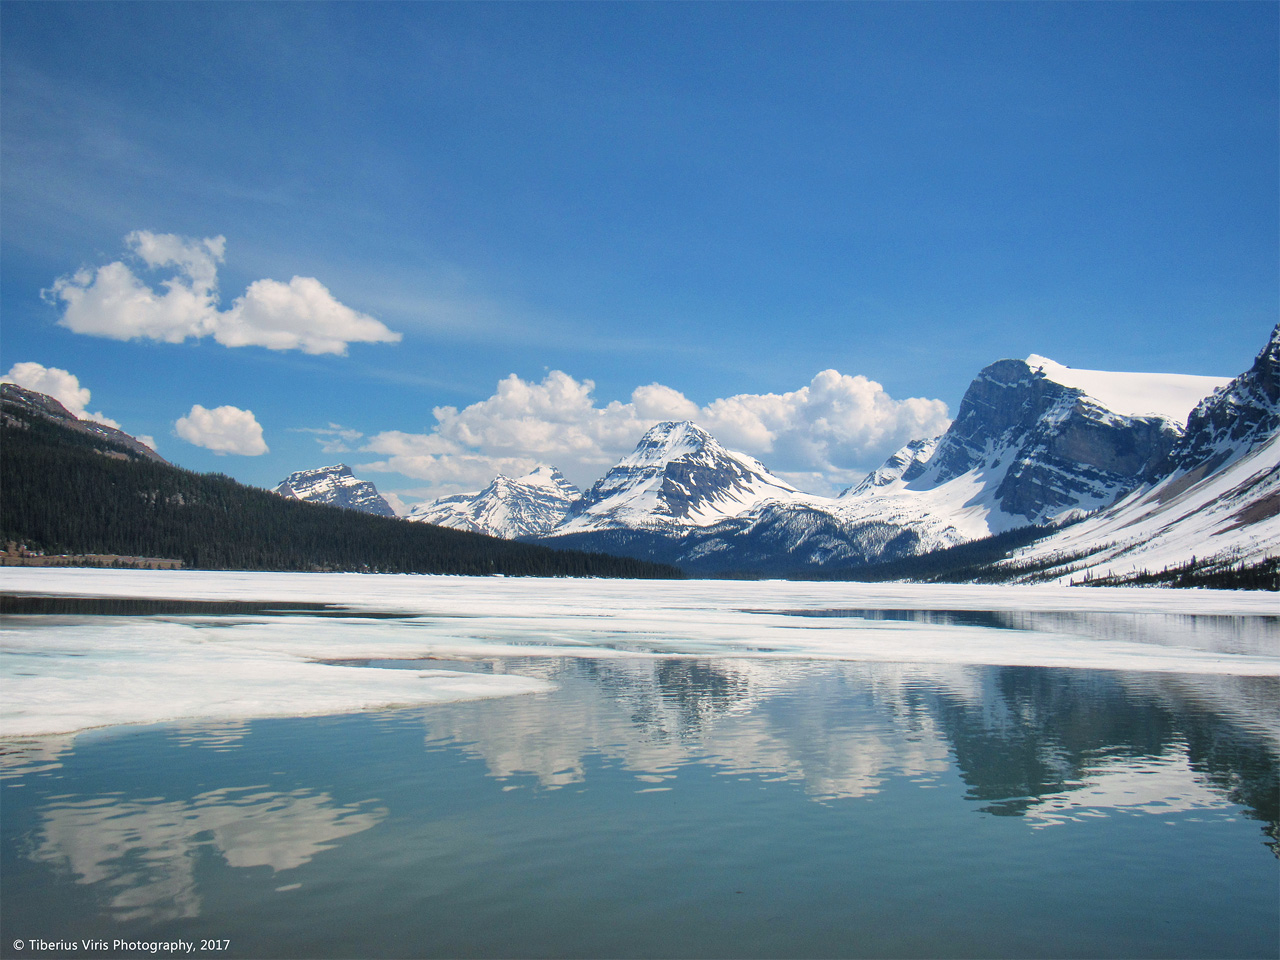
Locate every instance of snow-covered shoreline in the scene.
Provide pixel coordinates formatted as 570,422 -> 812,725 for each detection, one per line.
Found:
5,565 -> 1277,615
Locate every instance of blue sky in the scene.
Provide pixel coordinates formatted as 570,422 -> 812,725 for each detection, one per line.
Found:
2,2 -> 1276,507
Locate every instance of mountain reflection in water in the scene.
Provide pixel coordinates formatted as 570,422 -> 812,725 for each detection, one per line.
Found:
413,657 -> 1278,852
4,656 -> 1276,940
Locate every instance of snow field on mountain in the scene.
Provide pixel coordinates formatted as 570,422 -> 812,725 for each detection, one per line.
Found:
1024,355 -> 1230,423
3,569 -> 1276,738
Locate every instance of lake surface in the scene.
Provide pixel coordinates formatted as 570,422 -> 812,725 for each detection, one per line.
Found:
1,571 -> 1277,959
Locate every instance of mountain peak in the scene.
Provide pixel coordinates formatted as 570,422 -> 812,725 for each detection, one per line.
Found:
274,464 -> 396,518
1162,322 -> 1280,474
408,464 -> 580,538
626,421 -> 718,463
558,421 -> 799,534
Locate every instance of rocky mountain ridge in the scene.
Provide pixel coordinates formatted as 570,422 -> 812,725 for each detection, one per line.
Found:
407,466 -> 580,538
273,464 -> 397,518
999,324 -> 1280,582
0,383 -> 167,465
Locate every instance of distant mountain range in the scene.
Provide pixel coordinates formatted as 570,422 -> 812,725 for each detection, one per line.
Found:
401,325 -> 1278,583
407,465 -> 580,537
13,325 -> 1272,585
0,385 -> 680,579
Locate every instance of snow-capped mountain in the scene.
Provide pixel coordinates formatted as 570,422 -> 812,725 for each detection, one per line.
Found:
841,437 -> 940,497
534,353 -> 1233,574
869,354 -> 1229,527
636,353 -> 1231,573
825,354 -> 1229,540
1001,323 -> 1280,581
555,420 -> 804,536
400,339 -> 1261,579
273,464 -> 397,518
407,466 -> 580,539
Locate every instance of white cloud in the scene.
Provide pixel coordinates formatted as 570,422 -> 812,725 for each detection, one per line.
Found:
360,369 -> 951,498
175,404 -> 269,456
379,491 -> 411,518
45,232 -> 401,355
631,382 -> 701,421
2,361 -> 122,429
359,429 -> 543,496
699,369 -> 952,476
292,423 -> 365,454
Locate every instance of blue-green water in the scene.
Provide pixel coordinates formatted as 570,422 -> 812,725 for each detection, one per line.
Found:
2,655 -> 1277,959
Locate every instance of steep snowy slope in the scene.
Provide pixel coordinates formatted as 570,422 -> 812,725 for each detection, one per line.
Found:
407,466 -> 580,538
841,437 -> 940,497
553,421 -> 804,536
1002,324 -> 1280,581
274,464 -> 397,518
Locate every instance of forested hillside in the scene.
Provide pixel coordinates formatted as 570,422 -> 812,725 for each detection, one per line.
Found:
0,409 -> 681,579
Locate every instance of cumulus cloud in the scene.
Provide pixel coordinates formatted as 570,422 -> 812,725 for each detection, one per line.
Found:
700,369 -> 952,479
175,404 -> 269,456
360,369 -> 951,498
378,491 -> 412,518
45,232 -> 401,355
2,361 -> 122,429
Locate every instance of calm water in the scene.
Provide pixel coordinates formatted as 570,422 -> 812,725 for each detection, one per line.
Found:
1,613 -> 1277,959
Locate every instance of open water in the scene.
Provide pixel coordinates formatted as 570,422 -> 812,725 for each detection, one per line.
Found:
0,574 -> 1276,959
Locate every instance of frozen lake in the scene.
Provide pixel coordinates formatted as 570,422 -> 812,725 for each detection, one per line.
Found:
1,570 -> 1277,958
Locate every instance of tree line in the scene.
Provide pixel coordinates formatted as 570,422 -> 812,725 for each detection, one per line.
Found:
0,412 -> 682,579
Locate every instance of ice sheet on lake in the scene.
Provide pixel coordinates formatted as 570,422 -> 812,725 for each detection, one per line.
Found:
2,569 -> 1276,737
0,615 -> 553,737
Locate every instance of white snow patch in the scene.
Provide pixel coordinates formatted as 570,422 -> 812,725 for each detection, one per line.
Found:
1025,355 -> 1230,424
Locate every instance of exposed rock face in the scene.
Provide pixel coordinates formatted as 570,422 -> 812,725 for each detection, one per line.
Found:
1004,324 -> 1280,580
1157,323 -> 1280,477
273,464 -> 397,518
0,383 -> 167,464
920,358 -> 1182,524
407,466 -> 580,539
